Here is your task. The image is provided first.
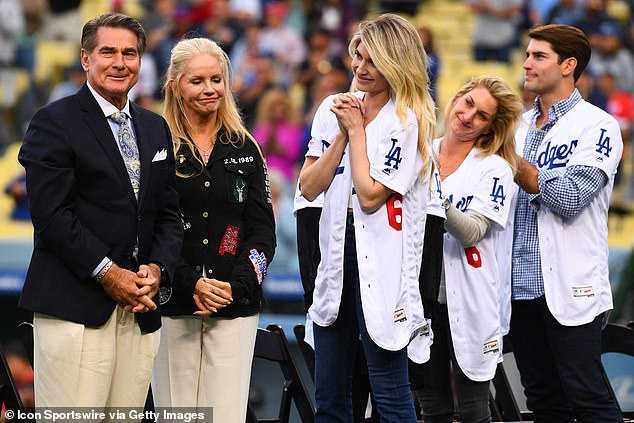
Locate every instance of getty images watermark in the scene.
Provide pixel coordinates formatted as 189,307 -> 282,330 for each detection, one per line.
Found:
2,407 -> 213,422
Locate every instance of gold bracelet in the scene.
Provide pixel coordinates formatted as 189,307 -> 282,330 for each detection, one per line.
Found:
95,260 -> 114,284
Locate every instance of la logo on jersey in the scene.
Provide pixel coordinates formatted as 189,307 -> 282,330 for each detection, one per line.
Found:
489,177 -> 506,212
434,172 -> 443,200
383,138 -> 402,175
594,128 -> 612,163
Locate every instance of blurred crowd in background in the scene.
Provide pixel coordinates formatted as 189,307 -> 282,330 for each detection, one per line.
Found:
0,0 -> 633,274
0,1 -> 633,416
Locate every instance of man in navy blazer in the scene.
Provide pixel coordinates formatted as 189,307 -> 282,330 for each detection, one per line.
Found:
18,13 -> 183,412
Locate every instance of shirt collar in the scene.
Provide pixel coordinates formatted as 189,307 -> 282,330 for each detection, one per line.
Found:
86,81 -> 132,119
532,88 -> 582,126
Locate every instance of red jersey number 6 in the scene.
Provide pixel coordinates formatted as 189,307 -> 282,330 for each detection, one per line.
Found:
386,193 -> 403,231
465,246 -> 482,268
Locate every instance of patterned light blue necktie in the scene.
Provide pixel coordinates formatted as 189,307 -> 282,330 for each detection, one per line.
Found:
110,111 -> 140,198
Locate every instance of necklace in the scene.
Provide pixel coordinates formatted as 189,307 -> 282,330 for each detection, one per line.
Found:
196,142 -> 214,163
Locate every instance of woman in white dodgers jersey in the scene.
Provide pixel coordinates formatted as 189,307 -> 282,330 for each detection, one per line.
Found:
298,13 -> 436,422
414,76 -> 522,423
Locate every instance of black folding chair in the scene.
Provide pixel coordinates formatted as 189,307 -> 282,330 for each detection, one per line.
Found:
17,322 -> 33,367
0,343 -> 32,423
292,324 -> 314,381
488,336 -> 529,422
601,322 -> 634,420
246,324 -> 314,423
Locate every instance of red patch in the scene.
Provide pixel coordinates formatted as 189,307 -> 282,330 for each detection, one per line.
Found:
219,225 -> 239,255
464,246 -> 482,268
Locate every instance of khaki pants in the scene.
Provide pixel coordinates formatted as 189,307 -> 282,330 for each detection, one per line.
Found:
152,314 -> 259,423
33,307 -> 160,422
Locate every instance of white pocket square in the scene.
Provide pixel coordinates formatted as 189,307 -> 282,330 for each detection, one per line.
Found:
152,148 -> 167,162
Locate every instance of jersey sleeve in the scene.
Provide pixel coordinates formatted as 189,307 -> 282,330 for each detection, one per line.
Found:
306,95 -> 337,159
566,113 -> 622,178
369,111 -> 422,195
466,156 -> 515,229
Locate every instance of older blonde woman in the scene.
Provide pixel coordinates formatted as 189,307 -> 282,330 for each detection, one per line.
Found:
152,38 -> 275,423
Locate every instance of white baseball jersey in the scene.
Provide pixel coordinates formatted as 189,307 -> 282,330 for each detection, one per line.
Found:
428,151 -> 446,219
515,99 -> 622,326
293,181 -> 324,215
434,138 -> 516,381
306,93 -> 432,363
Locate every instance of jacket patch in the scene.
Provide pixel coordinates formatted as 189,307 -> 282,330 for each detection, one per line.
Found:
219,225 -> 239,255
572,285 -> 595,298
232,176 -> 248,202
249,249 -> 267,284
394,307 -> 407,323
483,339 -> 499,355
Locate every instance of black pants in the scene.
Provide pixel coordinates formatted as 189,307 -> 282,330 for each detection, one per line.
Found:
296,207 -> 322,313
509,296 -> 622,423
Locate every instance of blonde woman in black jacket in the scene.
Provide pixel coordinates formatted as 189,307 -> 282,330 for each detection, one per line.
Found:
152,37 -> 276,423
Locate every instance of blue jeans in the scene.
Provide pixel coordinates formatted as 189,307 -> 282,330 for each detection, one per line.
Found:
414,302 -> 491,423
313,215 -> 417,423
509,296 -> 622,423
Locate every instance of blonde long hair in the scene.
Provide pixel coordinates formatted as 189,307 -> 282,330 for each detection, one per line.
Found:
348,13 -> 436,172
445,76 -> 523,172
163,38 -> 261,170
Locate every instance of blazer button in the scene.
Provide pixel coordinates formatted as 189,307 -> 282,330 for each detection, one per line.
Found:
137,216 -> 142,222
195,265 -> 201,272
202,239 -> 209,245
202,212 -> 208,218
204,181 -> 211,188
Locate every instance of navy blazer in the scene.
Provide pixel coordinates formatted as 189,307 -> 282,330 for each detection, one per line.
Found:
18,84 -> 183,333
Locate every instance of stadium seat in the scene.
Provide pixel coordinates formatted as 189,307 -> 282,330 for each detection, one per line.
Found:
601,322 -> 634,419
292,324 -> 314,381
0,342 -> 32,422
489,337 -> 533,422
247,324 -> 314,423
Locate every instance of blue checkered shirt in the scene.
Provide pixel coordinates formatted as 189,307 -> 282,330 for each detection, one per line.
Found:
511,89 -> 608,300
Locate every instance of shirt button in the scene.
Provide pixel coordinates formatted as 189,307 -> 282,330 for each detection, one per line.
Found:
202,211 -> 208,218
208,269 -> 213,274
204,181 -> 211,188
202,239 -> 209,245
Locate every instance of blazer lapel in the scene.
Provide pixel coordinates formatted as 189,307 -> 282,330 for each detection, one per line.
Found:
78,85 -> 137,205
